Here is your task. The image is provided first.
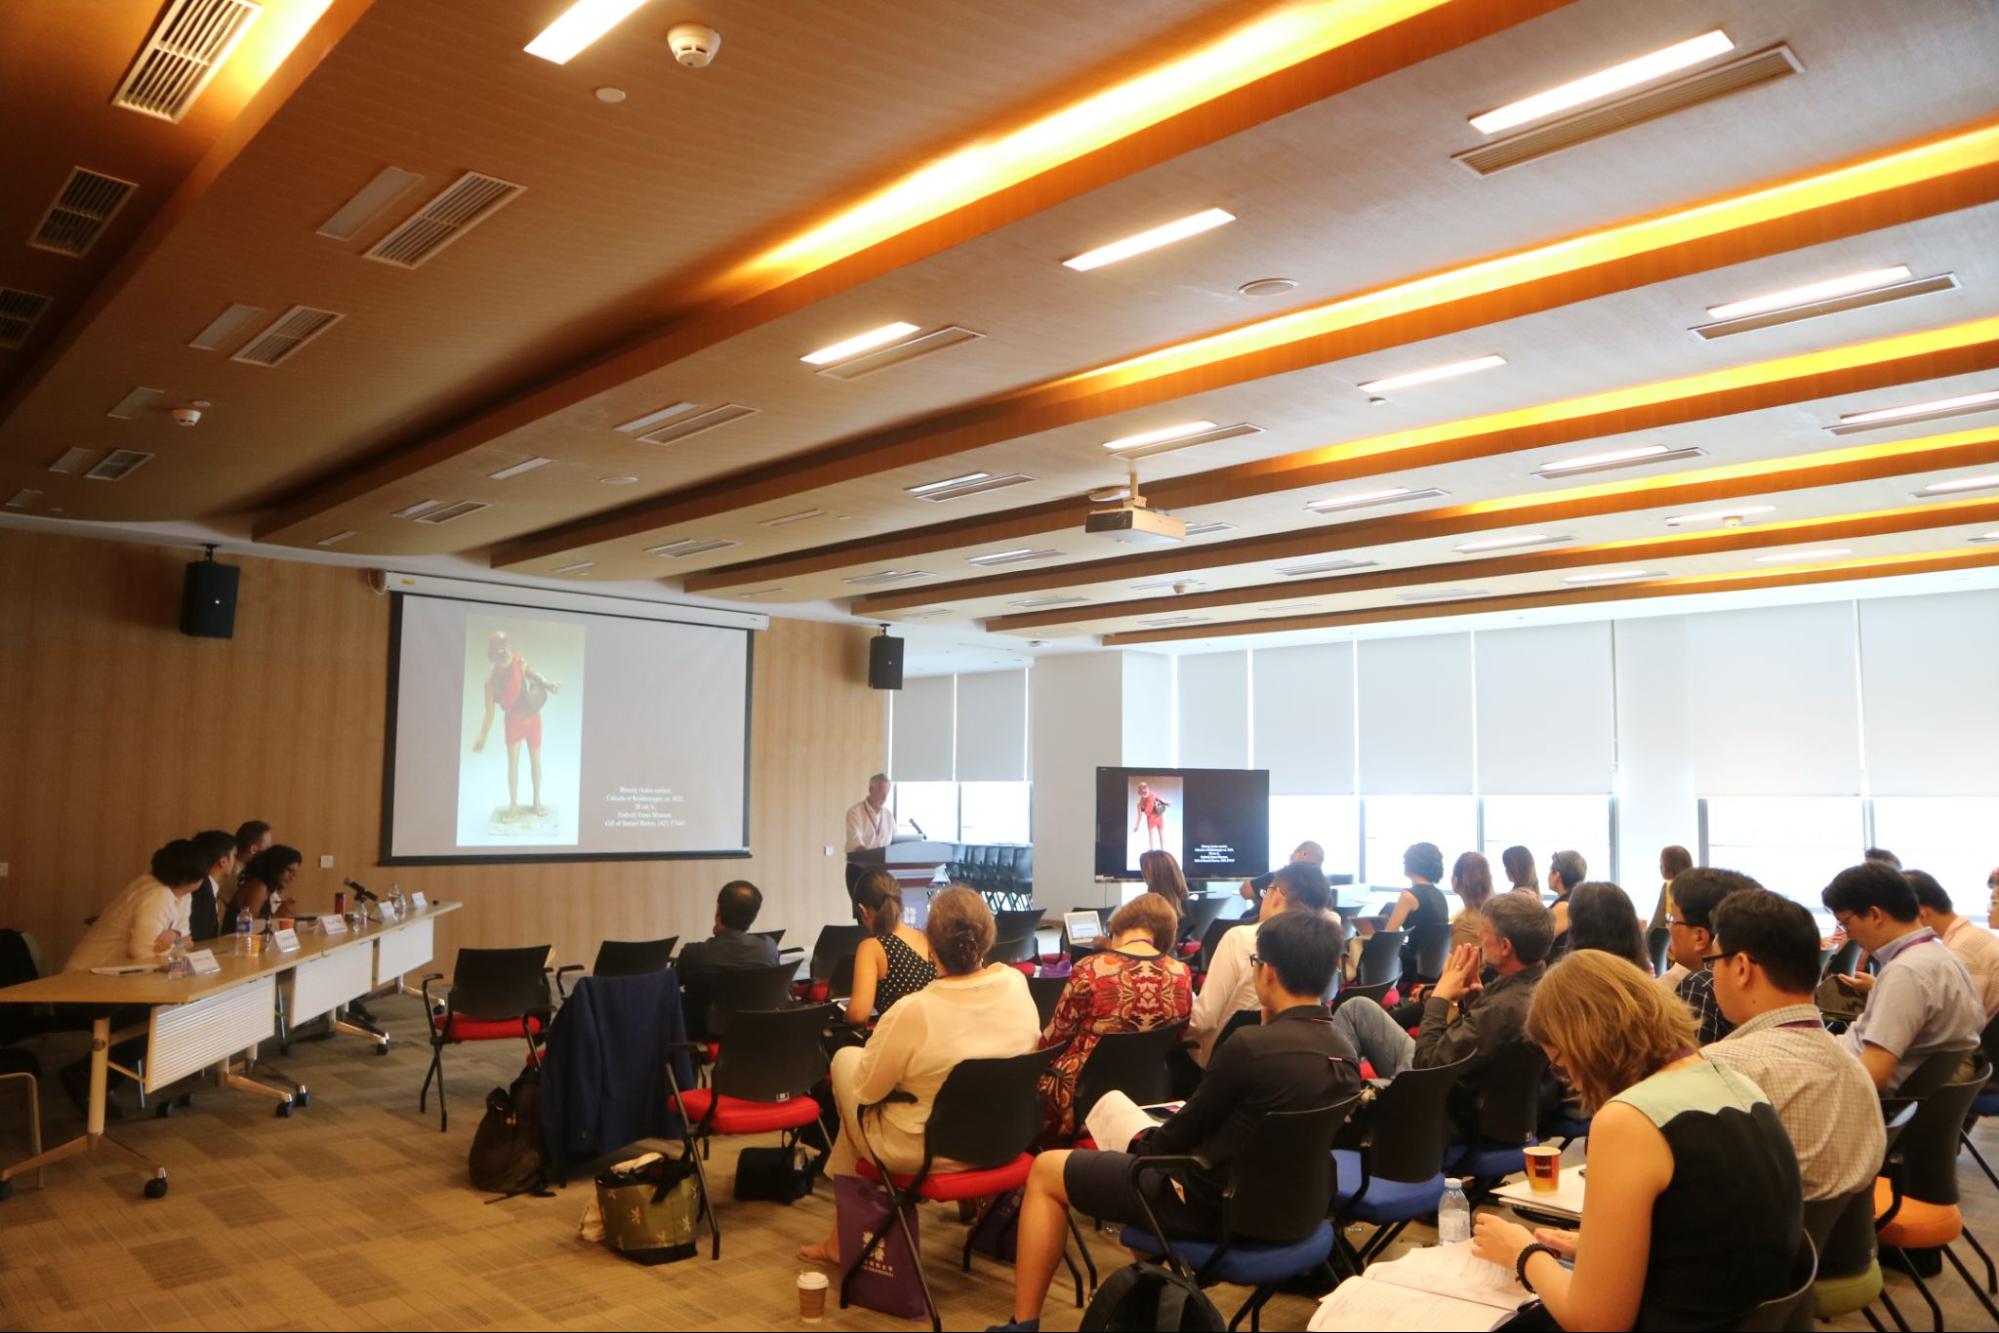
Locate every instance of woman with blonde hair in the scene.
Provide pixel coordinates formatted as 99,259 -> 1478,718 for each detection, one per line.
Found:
1472,950 -> 1802,1330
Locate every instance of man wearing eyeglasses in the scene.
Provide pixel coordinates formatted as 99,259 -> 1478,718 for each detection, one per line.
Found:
1665,868 -> 1757,1045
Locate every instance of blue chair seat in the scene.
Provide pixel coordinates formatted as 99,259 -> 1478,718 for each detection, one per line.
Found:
1970,1090 -> 1999,1117
1119,1221 -> 1335,1285
1446,1140 -> 1530,1179
1332,1150 -> 1446,1222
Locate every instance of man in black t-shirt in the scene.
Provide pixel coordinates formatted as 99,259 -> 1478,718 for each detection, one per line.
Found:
1239,839 -> 1325,918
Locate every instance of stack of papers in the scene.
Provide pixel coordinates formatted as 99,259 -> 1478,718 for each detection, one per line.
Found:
1493,1168 -> 1587,1222
1309,1244 -> 1532,1332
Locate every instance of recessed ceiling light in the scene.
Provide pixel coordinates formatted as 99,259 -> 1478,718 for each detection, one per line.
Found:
554,561 -> 595,575
1062,208 -> 1234,272
1754,548 -> 1852,563
1103,421 -> 1217,452
1534,443 -> 1706,478
1397,588 -> 1483,603
968,548 -> 1064,567
525,0 -> 648,64
1916,475 -> 1999,498
488,456 -> 554,481
762,509 -> 830,527
1276,558 -> 1378,578
648,538 -> 740,559
316,530 -> 357,548
1831,388 -> 1999,433
393,499 -> 444,519
1455,534 -> 1572,553
846,569 -> 934,587
1563,569 -> 1661,585
599,475 -> 639,485
909,471 -> 989,496
734,587 -> 790,599
1357,354 -> 1506,395
616,402 -> 698,433
47,447 -> 97,476
1238,277 -> 1298,298
1469,30 -> 1735,135
317,167 -> 424,241
1008,595 -> 1090,609
1131,578 -> 1206,592
594,87 -> 627,104
801,321 -> 921,366
1706,265 -> 1913,321
1970,532 -> 1999,545
1305,486 -> 1447,514
1663,505 -> 1776,528
1183,521 -> 1236,537
5,489 -> 43,511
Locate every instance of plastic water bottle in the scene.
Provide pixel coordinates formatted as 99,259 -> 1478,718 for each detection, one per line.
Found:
166,938 -> 190,978
1438,1177 -> 1471,1245
235,907 -> 253,954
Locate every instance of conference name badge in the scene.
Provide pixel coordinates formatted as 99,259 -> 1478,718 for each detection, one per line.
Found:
410,892 -> 429,912
186,949 -> 222,976
272,928 -> 301,953
321,915 -> 348,936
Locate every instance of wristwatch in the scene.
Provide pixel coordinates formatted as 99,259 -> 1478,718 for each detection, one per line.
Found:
1516,1241 -> 1560,1293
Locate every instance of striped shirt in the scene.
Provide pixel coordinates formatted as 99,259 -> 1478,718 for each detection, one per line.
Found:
1709,1004 -> 1886,1200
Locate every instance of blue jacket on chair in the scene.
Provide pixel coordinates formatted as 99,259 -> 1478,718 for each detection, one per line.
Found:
539,967 -> 694,1180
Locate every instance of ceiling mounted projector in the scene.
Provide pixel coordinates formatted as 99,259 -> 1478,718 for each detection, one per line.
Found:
1086,459 -> 1185,546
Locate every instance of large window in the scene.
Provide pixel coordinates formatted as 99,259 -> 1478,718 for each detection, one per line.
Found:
892,781 -> 962,843
1702,796 -> 1864,908
1269,795 -> 1360,880
1482,795 -> 1613,891
1870,797 -> 1999,902
1362,796 -> 1477,885
891,781 -> 1033,845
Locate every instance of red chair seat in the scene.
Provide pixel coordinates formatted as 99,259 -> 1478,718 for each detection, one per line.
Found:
434,1013 -> 542,1042
1874,1177 -> 1963,1248
670,1088 -> 823,1135
856,1152 -> 1034,1201
694,1039 -> 721,1065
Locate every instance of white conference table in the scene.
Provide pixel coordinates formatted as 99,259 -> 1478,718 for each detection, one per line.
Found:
0,900 -> 458,1199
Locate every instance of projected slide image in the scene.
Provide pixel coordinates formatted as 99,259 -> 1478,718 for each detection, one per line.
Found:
459,616 -> 585,847
1126,775 -> 1184,871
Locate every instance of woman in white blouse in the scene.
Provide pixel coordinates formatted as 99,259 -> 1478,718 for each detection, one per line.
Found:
800,885 -> 1039,1265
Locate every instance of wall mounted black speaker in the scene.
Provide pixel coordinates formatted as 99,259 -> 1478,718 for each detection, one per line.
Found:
868,633 -> 903,690
180,556 -> 239,639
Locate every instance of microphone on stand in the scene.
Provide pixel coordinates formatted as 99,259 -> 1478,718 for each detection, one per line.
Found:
910,820 -> 926,840
343,878 -> 380,903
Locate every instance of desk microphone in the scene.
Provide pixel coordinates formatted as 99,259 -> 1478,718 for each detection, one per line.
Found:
342,878 -> 380,903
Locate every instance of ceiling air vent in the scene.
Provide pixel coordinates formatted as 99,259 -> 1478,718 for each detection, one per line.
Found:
365,172 -> 524,269
414,500 -> 491,525
29,168 -> 139,256
1454,45 -> 1801,176
85,449 -> 154,481
814,326 -> 984,381
230,304 -> 342,366
634,404 -> 756,447
648,538 -> 741,559
111,0 -> 262,123
0,287 -> 54,348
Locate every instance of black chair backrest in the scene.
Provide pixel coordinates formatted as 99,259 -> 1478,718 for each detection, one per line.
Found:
1200,917 -> 1250,973
749,928 -> 785,948
809,924 -> 871,982
693,961 -> 801,1039
450,945 -> 553,1020
1356,930 -> 1406,987
712,1004 -> 835,1103
1894,1045 -> 1975,1100
986,933 -> 1033,966
1364,1055 -> 1471,1183
1409,921 -> 1452,982
1470,1041 -> 1548,1146
924,1049 -> 1056,1169
1647,926 -> 1672,977
1074,1026 -> 1184,1122
994,909 -> 1047,949
1212,1007 -> 1262,1057
1330,980 -> 1392,1012
1027,975 -> 1068,1029
1727,1232 -> 1816,1332
1893,1056 -> 1990,1205
592,937 -> 678,978
1822,938 -> 1860,980
1224,1096 -> 1360,1244
1177,895 -> 1231,945
1978,1008 -> 1999,1081
1806,1188 -> 1876,1279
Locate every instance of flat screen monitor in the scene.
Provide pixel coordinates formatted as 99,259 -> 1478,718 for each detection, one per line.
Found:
1094,766 -> 1269,880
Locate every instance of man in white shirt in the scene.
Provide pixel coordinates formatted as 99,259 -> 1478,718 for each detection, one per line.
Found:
1186,861 -> 1335,1066
65,840 -> 207,973
1907,869 -> 1999,1017
844,773 -> 896,854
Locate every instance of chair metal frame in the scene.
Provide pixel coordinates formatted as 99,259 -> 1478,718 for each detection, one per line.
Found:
416,944 -> 552,1132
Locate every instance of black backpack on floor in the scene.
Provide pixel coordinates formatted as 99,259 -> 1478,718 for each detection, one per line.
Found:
469,1066 -> 553,1199
1079,1262 -> 1226,1332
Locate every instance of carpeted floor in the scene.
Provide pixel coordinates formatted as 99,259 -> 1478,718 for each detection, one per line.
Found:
1,994 -> 1995,1331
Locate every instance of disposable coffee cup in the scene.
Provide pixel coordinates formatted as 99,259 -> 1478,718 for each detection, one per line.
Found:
798,1269 -> 828,1321
1524,1144 -> 1561,1192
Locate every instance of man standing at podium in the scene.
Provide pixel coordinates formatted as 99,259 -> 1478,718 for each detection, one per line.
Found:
846,773 -> 896,854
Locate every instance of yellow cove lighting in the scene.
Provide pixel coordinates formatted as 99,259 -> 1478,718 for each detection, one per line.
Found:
1064,209 -> 1235,271
1103,421 -> 1218,451
1359,354 -> 1506,394
801,322 -> 920,366
1470,30 -> 1736,135
1707,265 -> 1913,320
525,0 -> 650,64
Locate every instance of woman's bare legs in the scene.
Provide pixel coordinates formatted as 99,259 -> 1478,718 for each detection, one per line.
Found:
504,738 -> 521,818
1011,1150 -> 1075,1322
529,743 -> 545,815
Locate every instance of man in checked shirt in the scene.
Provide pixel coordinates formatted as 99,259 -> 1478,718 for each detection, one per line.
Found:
1666,868 -> 1758,1045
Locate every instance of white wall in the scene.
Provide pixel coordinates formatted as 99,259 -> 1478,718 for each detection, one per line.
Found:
1031,651 -> 1132,907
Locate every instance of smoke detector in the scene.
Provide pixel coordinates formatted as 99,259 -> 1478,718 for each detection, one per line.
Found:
667,22 -> 720,67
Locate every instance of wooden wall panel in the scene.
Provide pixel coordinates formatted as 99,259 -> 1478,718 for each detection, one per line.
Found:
0,528 -> 883,971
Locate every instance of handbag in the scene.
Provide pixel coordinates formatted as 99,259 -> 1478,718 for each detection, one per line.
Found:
967,1186 -> 1024,1262
594,1152 -> 700,1265
734,1144 -> 816,1203
835,1172 -> 927,1320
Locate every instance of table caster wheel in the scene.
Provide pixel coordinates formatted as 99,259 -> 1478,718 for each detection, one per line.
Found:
154,1101 -> 174,1119
0,1179 -> 14,1201
275,1101 -> 293,1119
144,1178 -> 169,1199
177,1092 -> 195,1108
375,1043 -> 390,1056
294,1091 -> 311,1108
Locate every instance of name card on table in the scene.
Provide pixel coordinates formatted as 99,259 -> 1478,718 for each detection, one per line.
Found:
272,928 -> 301,953
321,914 -> 348,936
410,892 -> 428,913
186,948 -> 222,975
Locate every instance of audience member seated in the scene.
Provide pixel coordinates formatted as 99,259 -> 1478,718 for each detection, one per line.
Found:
1905,869 -> 1999,1017
1036,892 -> 1192,1141
1139,849 -> 1190,926
1822,861 -> 1983,1092
1472,950 -> 1804,1331
677,879 -> 781,976
801,886 -> 1038,1266
842,869 -> 936,1026
1448,851 -> 1494,954
1383,841 -> 1450,980
1502,844 -> 1539,898
226,845 -> 301,922
995,909 -> 1361,1332
1666,868 -> 1756,1045
1545,848 -> 1586,954
1649,843 -> 1693,934
1705,890 -> 1885,1201
1864,847 -> 1902,869
1565,881 -> 1652,974
1187,861 -> 1335,1067
1332,893 -> 1551,1138
226,820 -> 272,902
185,829 -> 234,943
1239,839 -> 1325,920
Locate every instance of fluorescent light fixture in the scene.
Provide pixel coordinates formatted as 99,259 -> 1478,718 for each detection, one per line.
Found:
1132,578 -> 1206,592
318,167 -> 424,241
1276,558 -> 1377,578
5,489 -> 42,511
1754,548 -> 1851,563
1970,532 -> 1999,545
1102,420 -> 1218,451
1305,486 -> 1447,514
968,548 -> 1064,567
554,561 -> 595,575
1663,505 -> 1776,528
316,531 -> 357,547
1062,208 -> 1235,272
1706,265 -> 1912,320
1357,354 -> 1506,395
647,538 -> 740,559
1455,534 -> 1572,553
846,569 -> 934,587
1916,475 -> 1999,497
908,472 -> 989,497
616,402 -> 697,433
524,0 -> 649,64
488,456 -> 554,481
1563,569 -> 1661,585
599,475 -> 640,485
1009,595 -> 1090,609
1532,443 -> 1710,479
763,509 -> 829,527
393,499 -> 443,519
1396,588 -> 1482,603
801,321 -> 920,366
48,447 -> 97,476
1835,389 -> 1999,429
1469,30 -> 1735,135
1183,521 -> 1236,537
